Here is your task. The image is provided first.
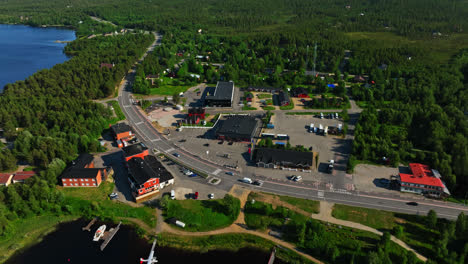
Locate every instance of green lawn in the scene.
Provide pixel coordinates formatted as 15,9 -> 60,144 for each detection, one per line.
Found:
279,101 -> 294,110
257,93 -> 272,99
109,100 -> 125,121
277,195 -> 320,214
332,204 -> 395,230
286,112 -> 319,115
262,106 -> 275,110
164,195 -> 240,231
242,106 -> 257,110
148,77 -> 194,95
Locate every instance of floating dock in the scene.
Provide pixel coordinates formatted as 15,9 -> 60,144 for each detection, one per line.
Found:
82,218 -> 98,231
100,221 -> 121,251
267,247 -> 276,264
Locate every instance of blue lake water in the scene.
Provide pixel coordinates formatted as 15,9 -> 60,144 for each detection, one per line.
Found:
0,24 -> 76,91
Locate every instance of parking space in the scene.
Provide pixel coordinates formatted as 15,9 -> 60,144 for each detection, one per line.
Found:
352,164 -> 400,194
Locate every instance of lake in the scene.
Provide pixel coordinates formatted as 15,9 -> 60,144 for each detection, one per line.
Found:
6,219 -> 278,264
0,24 -> 75,91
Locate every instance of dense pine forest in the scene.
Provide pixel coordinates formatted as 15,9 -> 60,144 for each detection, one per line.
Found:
0,1 -> 467,262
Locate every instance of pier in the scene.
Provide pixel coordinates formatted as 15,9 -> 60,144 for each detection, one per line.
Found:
82,218 -> 98,231
100,221 -> 121,251
267,247 -> 276,264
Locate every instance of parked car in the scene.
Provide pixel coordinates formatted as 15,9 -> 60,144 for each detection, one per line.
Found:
208,193 -> 214,199
253,180 -> 264,186
184,170 -> 193,176
170,190 -> 175,200
240,178 -> 253,184
188,173 -> 197,178
226,171 -> 234,176
194,192 -> 199,199
173,153 -> 180,158
204,143 -> 210,147
109,193 -> 119,200
293,175 -> 303,182
179,139 -> 187,142
406,202 -> 418,206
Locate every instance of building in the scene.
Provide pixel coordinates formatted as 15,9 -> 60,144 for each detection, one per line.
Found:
291,87 -> 309,98
127,155 -> 174,200
12,171 -> 36,183
215,116 -> 260,142
185,115 -> 200,124
255,148 -> 313,169
0,173 -> 13,187
204,81 -> 234,107
100,63 -> 114,69
188,107 -> 206,119
398,163 -> 450,197
122,143 -> 149,162
145,74 -> 160,85
111,123 -> 133,141
61,153 -> 106,187
246,86 -> 281,93
278,91 -> 290,106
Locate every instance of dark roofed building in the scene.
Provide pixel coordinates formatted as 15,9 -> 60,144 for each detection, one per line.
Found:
278,91 -> 290,106
127,156 -> 174,200
122,143 -> 149,161
215,116 -> 260,142
291,87 -> 309,98
61,153 -> 106,187
255,148 -> 313,169
204,81 -> 234,107
111,123 -> 133,140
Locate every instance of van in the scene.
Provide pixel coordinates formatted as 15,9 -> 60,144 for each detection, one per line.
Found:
241,177 -> 253,184
170,190 -> 175,200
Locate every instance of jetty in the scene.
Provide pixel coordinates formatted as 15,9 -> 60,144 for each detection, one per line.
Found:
267,247 -> 276,264
54,40 -> 72,43
82,218 -> 98,231
100,221 -> 121,251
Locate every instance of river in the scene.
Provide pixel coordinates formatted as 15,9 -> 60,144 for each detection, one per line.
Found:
0,24 -> 75,91
6,219 -> 278,264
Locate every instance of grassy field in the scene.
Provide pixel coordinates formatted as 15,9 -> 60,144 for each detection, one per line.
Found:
257,93 -> 272,99
286,112 -> 319,115
345,31 -> 468,64
332,204 -> 395,230
262,106 -> 275,110
148,77 -> 193,95
277,195 -> 320,214
164,196 -> 240,231
0,214 -> 78,263
158,233 -> 315,264
109,100 -> 125,121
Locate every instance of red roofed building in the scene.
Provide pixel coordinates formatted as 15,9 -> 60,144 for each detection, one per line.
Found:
398,163 -> 450,197
12,171 -> 36,183
122,143 -> 149,162
0,173 -> 13,186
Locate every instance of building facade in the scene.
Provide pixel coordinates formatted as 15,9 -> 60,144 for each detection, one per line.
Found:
204,81 -> 234,107
398,163 -> 450,197
61,153 -> 105,187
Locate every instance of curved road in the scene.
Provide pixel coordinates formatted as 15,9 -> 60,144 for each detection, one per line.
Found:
117,32 -> 468,220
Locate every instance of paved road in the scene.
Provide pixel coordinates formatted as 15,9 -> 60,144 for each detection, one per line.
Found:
117,32 -> 468,220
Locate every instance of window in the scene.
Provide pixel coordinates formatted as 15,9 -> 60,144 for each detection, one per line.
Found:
85,179 -> 88,181
64,183 -> 67,186
86,183 -> 89,186
75,183 -> 78,186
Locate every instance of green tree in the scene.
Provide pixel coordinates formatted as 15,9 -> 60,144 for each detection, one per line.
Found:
172,92 -> 181,104
427,210 -> 437,229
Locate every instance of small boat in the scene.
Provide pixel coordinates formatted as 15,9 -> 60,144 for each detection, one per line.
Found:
93,225 -> 106,241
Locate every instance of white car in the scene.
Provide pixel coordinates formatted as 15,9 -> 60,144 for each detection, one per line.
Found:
291,175 -> 303,182
240,177 -> 253,184
208,193 -> 214,199
184,170 -> 193,176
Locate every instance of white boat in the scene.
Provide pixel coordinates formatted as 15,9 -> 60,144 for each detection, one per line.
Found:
93,225 -> 106,241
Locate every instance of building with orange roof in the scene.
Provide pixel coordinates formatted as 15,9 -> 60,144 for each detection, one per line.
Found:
398,163 -> 450,198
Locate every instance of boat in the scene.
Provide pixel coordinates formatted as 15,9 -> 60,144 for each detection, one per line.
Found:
93,225 -> 106,241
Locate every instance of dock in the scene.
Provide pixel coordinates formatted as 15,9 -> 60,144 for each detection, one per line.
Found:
82,218 -> 98,231
267,247 -> 276,264
100,221 -> 121,251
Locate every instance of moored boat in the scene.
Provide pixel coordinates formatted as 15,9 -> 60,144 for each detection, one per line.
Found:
93,225 -> 106,241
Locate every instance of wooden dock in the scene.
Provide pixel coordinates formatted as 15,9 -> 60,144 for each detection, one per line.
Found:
100,221 -> 121,251
82,218 -> 98,231
267,247 -> 276,264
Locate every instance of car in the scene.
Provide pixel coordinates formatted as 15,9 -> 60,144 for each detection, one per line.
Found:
253,180 -> 264,186
293,175 -> 303,182
173,153 -> 180,158
170,190 -> 176,200
109,193 -> 119,200
218,141 -> 224,144
240,177 -> 253,184
194,192 -> 199,199
179,139 -> 187,142
204,143 -> 210,147
406,202 -> 418,206
184,170 -> 193,176
188,173 -> 197,177
208,193 -> 214,199
228,142 -> 233,145
379,179 -> 390,185
226,171 -> 234,176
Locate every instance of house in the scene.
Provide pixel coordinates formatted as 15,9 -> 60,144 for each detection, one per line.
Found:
255,148 -> 313,169
354,75 -> 366,83
122,143 -> 149,162
278,91 -> 290,106
12,171 -> 36,183
188,107 -> 206,119
111,123 -> 133,141
0,173 -> 13,187
100,63 -> 114,69
245,93 -> 254,102
204,81 -> 235,107
215,116 -> 260,142
127,155 -> 174,201
61,153 -> 106,187
145,74 -> 160,86
246,86 -> 281,93
398,163 -> 450,198
291,87 -> 309,98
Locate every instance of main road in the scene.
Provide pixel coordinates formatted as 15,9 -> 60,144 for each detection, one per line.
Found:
117,32 -> 468,220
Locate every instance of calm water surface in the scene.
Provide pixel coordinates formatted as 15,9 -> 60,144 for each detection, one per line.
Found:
0,24 -> 75,91
6,219 -> 277,264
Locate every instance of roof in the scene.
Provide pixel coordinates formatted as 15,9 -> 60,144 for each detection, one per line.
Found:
100,63 -> 113,69
399,163 -> 445,188
0,173 -> 13,184
279,91 -> 290,103
71,153 -> 94,168
122,143 -> 148,157
13,171 -> 36,181
206,81 -> 234,101
61,153 -> 102,179
291,87 -> 308,96
111,123 -> 132,135
128,156 -> 173,186
255,148 -> 313,167
215,116 -> 260,139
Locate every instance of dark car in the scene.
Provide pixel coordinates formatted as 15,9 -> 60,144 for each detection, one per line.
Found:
226,171 -> 234,176
204,143 -> 210,147
253,180 -> 264,186
173,153 -> 180,158
179,139 -> 187,142
406,202 -> 418,206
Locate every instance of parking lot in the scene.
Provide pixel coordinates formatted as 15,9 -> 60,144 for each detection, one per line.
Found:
353,164 -> 403,194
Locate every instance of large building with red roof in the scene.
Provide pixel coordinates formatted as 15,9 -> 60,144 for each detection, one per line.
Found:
12,171 -> 36,183
0,173 -> 13,187
398,163 -> 450,197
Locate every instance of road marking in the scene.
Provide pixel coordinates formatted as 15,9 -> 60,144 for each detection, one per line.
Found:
151,138 -> 161,142
165,148 -> 174,152
135,121 -> 143,125
213,169 -> 222,175
123,105 -> 131,108
318,191 -> 324,198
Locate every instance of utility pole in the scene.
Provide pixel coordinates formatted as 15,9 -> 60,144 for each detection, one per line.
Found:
313,42 -> 317,76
